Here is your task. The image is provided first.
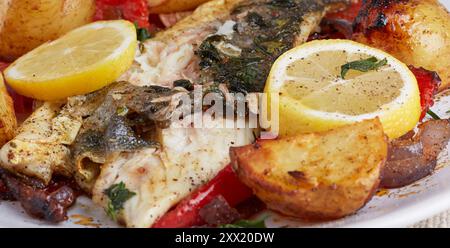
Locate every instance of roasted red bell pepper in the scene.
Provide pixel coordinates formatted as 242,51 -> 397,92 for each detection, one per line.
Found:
95,0 -> 150,28
152,165 -> 253,228
409,66 -> 442,120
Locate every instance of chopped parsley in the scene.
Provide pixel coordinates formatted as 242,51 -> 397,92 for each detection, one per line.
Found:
341,57 -> 387,79
427,109 -> 441,120
220,214 -> 268,228
104,182 -> 136,220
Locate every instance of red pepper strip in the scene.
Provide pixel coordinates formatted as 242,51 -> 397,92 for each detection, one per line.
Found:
152,165 -> 253,228
95,0 -> 150,28
409,66 -> 442,120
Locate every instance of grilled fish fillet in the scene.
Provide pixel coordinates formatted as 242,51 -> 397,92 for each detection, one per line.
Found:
120,0 -> 349,89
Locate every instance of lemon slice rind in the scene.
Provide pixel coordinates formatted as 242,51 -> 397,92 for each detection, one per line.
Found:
4,20 -> 137,101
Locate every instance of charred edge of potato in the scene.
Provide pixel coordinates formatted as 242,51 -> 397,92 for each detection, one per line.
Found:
381,119 -> 450,188
231,119 -> 388,221
148,0 -> 211,14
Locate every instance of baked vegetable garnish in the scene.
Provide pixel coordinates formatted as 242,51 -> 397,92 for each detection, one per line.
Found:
231,119 -> 388,220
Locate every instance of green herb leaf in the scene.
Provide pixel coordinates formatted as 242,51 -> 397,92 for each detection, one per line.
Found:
220,214 -> 268,228
427,109 -> 441,120
134,23 -> 151,42
341,57 -> 387,79
104,182 -> 136,220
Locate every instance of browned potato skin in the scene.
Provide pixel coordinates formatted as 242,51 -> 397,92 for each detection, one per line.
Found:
0,0 -> 95,61
231,119 -> 388,220
148,0 -> 211,14
0,73 -> 16,147
353,0 -> 450,91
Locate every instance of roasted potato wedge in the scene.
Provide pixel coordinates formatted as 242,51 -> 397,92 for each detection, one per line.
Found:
231,119 -> 388,220
148,0 -> 210,14
0,73 -> 16,146
0,0 -> 95,61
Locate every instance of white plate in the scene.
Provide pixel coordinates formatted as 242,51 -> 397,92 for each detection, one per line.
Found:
1,1 -> 450,228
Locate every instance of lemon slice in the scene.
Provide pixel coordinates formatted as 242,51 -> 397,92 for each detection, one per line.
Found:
4,20 -> 137,101
265,39 -> 421,139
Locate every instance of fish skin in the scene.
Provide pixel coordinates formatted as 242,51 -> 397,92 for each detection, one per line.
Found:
0,102 -> 77,184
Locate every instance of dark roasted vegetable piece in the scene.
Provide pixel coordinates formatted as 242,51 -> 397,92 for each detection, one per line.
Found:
0,176 -> 15,201
0,169 -> 77,222
199,196 -> 241,226
381,119 -> 450,188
